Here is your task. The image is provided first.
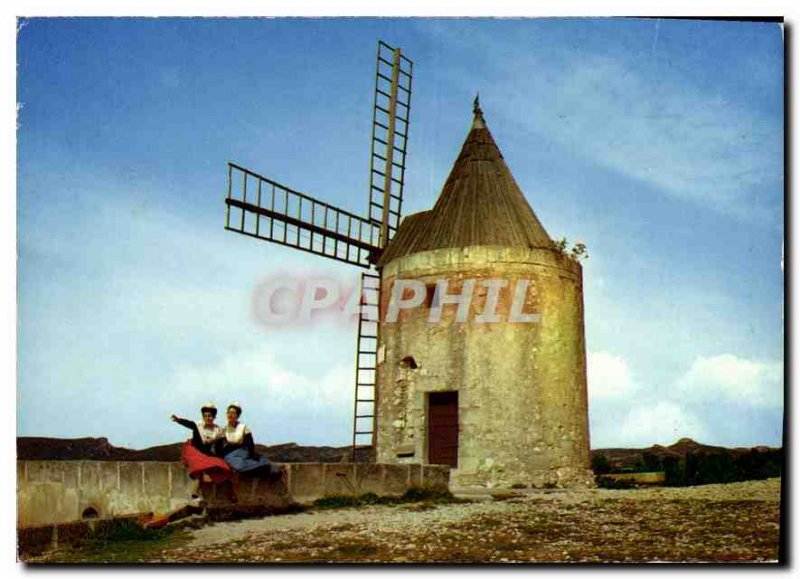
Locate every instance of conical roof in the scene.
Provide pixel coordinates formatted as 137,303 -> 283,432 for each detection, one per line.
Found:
378,99 -> 553,267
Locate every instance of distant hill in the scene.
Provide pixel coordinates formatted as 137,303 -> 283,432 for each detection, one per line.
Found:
590,437 -> 782,486
16,437 -> 372,463
18,436 -> 778,468
589,437 -> 780,469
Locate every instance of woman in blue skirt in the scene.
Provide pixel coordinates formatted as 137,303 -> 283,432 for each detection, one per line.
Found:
217,402 -> 281,500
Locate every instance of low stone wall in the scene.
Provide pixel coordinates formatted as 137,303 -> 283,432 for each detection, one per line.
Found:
17,461 -> 451,527
17,461 -> 194,527
285,462 -> 450,503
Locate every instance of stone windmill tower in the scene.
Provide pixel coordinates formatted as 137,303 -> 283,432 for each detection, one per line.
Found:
373,98 -> 593,488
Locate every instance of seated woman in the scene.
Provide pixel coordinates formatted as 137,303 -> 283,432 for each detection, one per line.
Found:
171,404 -> 233,499
217,402 -> 282,479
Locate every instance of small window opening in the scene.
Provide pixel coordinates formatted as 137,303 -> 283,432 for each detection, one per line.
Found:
400,355 -> 418,370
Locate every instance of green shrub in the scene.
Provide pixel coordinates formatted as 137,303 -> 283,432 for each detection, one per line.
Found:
89,519 -> 173,543
595,476 -> 636,490
591,454 -> 612,475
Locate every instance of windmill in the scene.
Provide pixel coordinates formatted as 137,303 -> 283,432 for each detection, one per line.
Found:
223,41 -> 413,461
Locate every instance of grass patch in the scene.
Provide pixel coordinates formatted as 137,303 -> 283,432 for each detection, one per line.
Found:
404,501 -> 437,512
270,540 -> 300,550
313,494 -> 376,509
34,522 -> 193,564
402,487 -> 464,504
332,540 -> 380,559
596,476 -> 637,490
206,502 -> 306,522
312,487 -> 466,510
491,492 -> 525,502
89,519 -> 174,543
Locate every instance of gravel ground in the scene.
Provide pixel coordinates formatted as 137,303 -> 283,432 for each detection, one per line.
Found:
144,478 -> 781,563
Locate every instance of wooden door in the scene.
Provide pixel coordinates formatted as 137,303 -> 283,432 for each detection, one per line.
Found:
427,391 -> 459,467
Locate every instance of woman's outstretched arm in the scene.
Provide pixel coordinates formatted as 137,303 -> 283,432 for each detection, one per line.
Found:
171,415 -> 196,430
171,415 -> 203,448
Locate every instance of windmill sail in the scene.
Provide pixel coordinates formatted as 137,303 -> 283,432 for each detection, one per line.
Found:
351,271 -> 380,461
222,41 -> 414,464
225,163 -> 381,268
368,41 -> 413,248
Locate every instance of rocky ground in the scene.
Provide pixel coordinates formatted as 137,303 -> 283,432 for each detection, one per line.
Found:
130,478 -> 781,564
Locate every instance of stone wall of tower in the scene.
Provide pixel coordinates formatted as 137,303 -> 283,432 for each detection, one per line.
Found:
375,245 -> 593,488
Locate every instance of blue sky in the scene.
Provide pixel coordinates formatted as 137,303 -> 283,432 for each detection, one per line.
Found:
17,18 -> 783,450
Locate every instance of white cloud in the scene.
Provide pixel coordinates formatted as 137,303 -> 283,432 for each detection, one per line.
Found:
587,351 -> 636,402
589,352 -> 784,449
591,398 -> 709,449
167,342 -> 353,411
617,402 -> 709,448
164,343 -> 354,445
677,354 -> 783,409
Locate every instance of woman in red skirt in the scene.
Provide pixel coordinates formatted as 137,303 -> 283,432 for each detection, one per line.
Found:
171,403 -> 233,502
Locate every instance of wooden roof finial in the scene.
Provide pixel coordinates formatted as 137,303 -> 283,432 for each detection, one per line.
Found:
472,93 -> 486,129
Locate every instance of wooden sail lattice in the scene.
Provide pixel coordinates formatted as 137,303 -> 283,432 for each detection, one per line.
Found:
368,41 -> 413,248
225,163 -> 381,268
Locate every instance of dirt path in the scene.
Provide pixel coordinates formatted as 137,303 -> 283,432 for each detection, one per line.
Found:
144,478 -> 781,563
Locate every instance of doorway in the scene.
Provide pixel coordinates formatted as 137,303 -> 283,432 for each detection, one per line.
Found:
427,391 -> 459,467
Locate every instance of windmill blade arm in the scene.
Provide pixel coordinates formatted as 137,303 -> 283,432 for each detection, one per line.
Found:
368,41 -> 413,248
224,198 -> 378,254
225,162 -> 381,268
